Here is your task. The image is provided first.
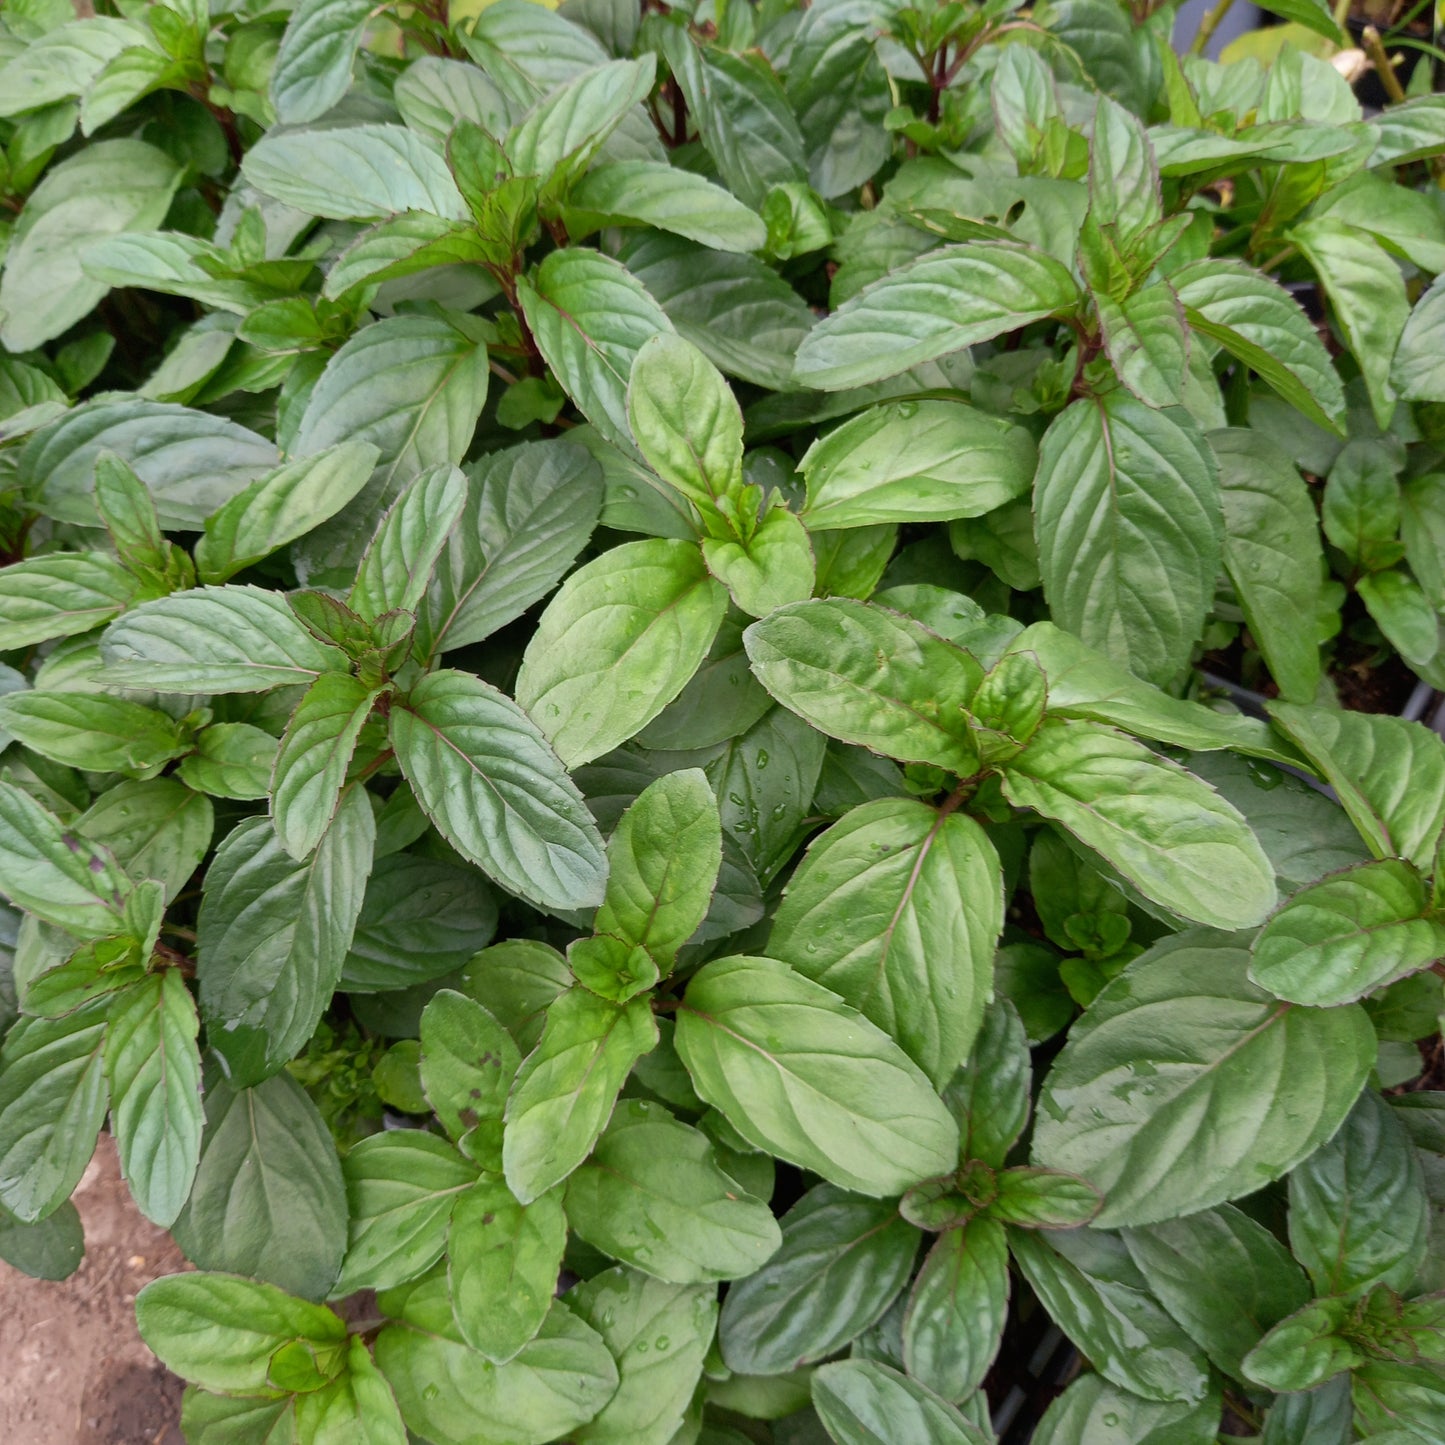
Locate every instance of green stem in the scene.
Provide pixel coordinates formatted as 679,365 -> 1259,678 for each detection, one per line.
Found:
1190,0 -> 1239,55
1364,25 -> 1409,103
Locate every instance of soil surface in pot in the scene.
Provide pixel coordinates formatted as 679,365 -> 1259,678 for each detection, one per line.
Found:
0,1133 -> 187,1444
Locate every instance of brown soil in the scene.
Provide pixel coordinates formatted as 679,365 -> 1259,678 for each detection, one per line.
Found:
0,1134 -> 188,1445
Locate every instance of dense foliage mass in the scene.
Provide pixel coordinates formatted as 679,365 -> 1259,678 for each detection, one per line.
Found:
2,0 -> 1445,1440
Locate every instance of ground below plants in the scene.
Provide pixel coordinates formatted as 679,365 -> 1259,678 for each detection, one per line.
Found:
0,1135 -> 186,1445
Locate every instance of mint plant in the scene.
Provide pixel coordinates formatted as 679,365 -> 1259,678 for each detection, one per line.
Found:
1,0 -> 1444,1441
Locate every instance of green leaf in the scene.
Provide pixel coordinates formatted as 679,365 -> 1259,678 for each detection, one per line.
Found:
1370,94 -> 1445,166
294,1335 -> 408,1445
1010,1227 -> 1211,1404
1097,283 -> 1189,410
420,989 -> 520,1147
0,552 -> 136,649
1401,472 -> 1445,610
568,162 -> 766,253
502,986 -> 656,1203
1172,257 -> 1345,434
292,315 -> 490,583
626,332 -> 743,522
1351,1356 -> 1445,1438
194,442 -> 381,586
564,1097 -> 781,1284
767,797 -> 1002,1088
1034,393 -> 1221,688
1241,1297 -> 1361,1393
1250,858 -> 1445,1006
718,1181 -> 919,1374
637,612 -> 773,750
676,954 -> 959,1197
702,506 -> 816,619
197,788 -> 374,1087
341,855 -> 498,993
1323,440 -> 1402,572
0,1003 -> 109,1222
271,0 -> 373,124
798,399 -> 1036,530
516,538 -> 728,768
506,56 -> 656,191
0,780 -> 129,937
0,690 -> 184,774
1268,703 -> 1445,869
663,33 -> 806,211
743,598 -> 983,774
373,1295 -> 619,1445
136,1272 -> 346,1395
944,1000 -> 1031,1170
1290,218 -> 1409,431
336,1130 -> 479,1294
793,240 -> 1079,391
0,1199 -> 84,1282
102,585 -> 348,694
390,668 -> 607,912
1032,1372 -> 1222,1445
350,464 -> 467,624
1288,1087 -> 1430,1300
178,724 -> 278,802
272,675 -> 383,863
1122,1205 -> 1312,1378
0,139 -> 182,351
93,451 -> 166,573
811,1359 -> 992,1445
1394,276 -> 1445,402
518,246 -> 675,451
1210,428 -> 1325,704
902,1216 -> 1009,1401
172,1069 -> 347,1302
594,770 -> 722,970
568,1267 -> 717,1445
448,1175 -> 565,1364
1000,721 -> 1277,929
393,54 -> 512,142
620,231 -> 815,392
417,439 -> 603,657
104,970 -> 201,1229
1031,930 -> 1376,1227
1359,569 -> 1439,668
76,778 -> 214,904
242,125 -> 467,222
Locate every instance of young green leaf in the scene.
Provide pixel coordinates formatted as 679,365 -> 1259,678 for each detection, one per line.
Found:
593,769 -> 722,969
702,506 -> 816,618
419,989 -> 520,1149
718,1182 -> 919,1374
516,538 -> 728,767
390,668 -> 608,911
93,451 -> 166,574
197,788 -> 374,1087
177,725 -> 278,803
767,797 -> 1002,1087
1096,283 -> 1190,408
502,987 -> 657,1203
792,240 -> 1080,390
743,598 -> 983,773
1031,931 -> 1376,1227
293,1334 -> 408,1445
565,1098 -> 780,1284
104,970 -> 202,1229
675,955 -> 959,1197
1000,721 -> 1277,929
